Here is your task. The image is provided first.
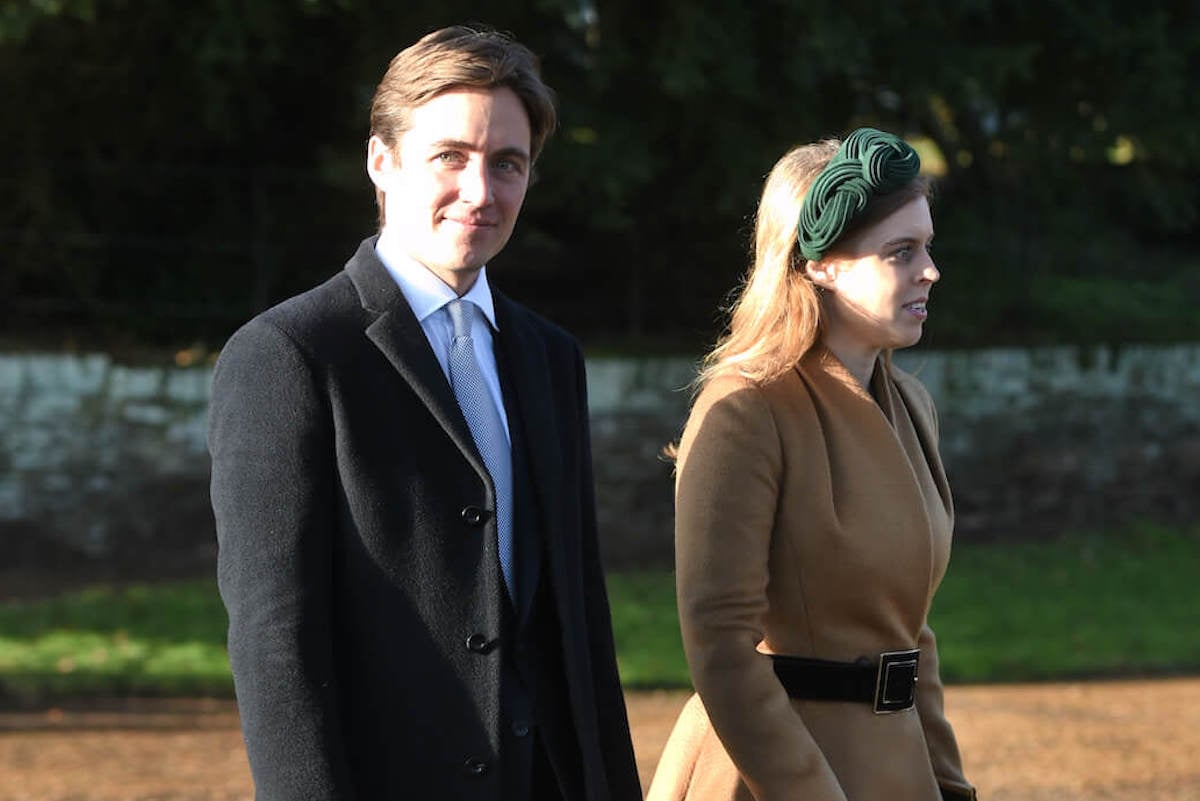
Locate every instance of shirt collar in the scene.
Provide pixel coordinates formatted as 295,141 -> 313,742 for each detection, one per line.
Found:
375,229 -> 499,330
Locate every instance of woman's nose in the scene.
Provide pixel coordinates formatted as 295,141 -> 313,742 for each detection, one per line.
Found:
922,258 -> 940,284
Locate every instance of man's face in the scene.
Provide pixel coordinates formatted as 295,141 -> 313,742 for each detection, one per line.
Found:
370,86 -> 532,293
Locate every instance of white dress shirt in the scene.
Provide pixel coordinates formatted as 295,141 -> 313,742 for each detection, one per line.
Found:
375,232 -> 510,441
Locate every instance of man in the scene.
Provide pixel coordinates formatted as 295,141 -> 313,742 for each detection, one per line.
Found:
208,25 -> 642,801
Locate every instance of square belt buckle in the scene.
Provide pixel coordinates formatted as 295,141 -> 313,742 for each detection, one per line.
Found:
874,648 -> 920,714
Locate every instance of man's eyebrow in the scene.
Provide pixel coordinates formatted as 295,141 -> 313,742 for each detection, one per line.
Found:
427,139 -> 473,151
492,146 -> 530,162
427,140 -> 530,161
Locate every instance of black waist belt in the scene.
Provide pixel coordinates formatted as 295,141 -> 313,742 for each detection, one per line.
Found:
770,648 -> 920,714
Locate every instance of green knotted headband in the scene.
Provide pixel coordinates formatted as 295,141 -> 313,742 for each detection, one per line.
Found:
796,127 -> 921,262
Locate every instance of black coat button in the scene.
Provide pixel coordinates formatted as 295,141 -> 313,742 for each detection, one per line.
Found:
512,721 -> 531,738
463,757 -> 489,777
465,633 -> 493,653
460,506 -> 486,526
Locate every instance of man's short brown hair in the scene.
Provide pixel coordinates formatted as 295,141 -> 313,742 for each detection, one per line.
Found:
369,25 -> 558,225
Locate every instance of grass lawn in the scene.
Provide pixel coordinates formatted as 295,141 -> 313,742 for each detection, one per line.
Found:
929,522 -> 1200,683
1,522 -> 1197,700
0,582 -> 233,699
610,522 -> 1200,686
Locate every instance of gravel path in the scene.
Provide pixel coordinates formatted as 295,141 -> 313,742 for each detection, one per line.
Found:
2,678 -> 1198,800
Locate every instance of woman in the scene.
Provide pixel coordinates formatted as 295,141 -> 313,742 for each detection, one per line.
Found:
648,129 -> 977,801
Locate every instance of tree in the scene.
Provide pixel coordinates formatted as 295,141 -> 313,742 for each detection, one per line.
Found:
2,0 -> 1197,350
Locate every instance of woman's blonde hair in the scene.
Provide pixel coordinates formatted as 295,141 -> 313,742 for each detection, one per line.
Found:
696,140 -> 838,387
697,137 -> 929,389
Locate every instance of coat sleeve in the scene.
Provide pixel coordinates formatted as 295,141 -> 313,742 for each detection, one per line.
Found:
208,318 -> 356,801
573,344 -> 643,801
674,382 -> 847,801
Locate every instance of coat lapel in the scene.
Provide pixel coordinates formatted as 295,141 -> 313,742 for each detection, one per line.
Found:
492,291 -> 566,569
799,347 -> 937,577
345,238 -> 488,480
889,373 -> 954,516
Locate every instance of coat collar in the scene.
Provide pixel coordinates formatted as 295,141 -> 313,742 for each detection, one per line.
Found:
346,237 -> 489,481
346,235 -> 404,312
798,344 -> 954,588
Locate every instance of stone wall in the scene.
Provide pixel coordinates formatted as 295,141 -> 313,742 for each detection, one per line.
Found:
2,345 -> 1198,581
0,355 -> 215,592
893,346 -> 1200,543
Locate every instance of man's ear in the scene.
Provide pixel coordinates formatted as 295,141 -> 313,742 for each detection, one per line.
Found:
365,135 -> 399,191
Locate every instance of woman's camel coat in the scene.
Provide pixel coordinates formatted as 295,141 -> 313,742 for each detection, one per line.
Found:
649,347 -> 975,801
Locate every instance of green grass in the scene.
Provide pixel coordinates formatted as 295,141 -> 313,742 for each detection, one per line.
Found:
0,582 -> 233,701
929,522 -> 1200,683
606,572 -> 687,687
2,522 -> 1198,700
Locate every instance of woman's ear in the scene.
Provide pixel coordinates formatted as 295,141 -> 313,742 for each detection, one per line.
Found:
805,259 -> 837,291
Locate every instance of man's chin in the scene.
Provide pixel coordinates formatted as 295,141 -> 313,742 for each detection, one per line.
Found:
449,243 -> 506,271
416,248 -> 484,272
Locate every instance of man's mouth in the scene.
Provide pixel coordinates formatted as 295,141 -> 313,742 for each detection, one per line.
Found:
445,216 -> 495,228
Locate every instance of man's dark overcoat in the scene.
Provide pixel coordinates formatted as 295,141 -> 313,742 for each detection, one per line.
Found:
209,237 -> 640,801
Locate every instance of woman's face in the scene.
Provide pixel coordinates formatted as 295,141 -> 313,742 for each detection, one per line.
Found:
808,196 -> 939,357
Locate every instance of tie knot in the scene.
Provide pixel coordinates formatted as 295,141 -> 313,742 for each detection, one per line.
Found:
447,298 -> 476,339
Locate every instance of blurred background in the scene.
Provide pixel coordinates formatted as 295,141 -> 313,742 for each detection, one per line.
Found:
4,0 -> 1199,350
1,0 -> 1198,749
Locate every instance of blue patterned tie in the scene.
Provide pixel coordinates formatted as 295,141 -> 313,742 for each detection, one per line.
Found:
446,299 -> 515,604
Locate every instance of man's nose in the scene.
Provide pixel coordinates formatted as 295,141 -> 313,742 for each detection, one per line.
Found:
458,160 -> 492,205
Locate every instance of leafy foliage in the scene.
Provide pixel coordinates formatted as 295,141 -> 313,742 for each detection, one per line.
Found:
2,0 -> 1198,351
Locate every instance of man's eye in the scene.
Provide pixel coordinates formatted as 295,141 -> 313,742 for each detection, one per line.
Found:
494,158 -> 525,174
437,152 -> 464,164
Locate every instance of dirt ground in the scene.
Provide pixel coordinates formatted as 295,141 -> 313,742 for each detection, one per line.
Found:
1,678 -> 1198,801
